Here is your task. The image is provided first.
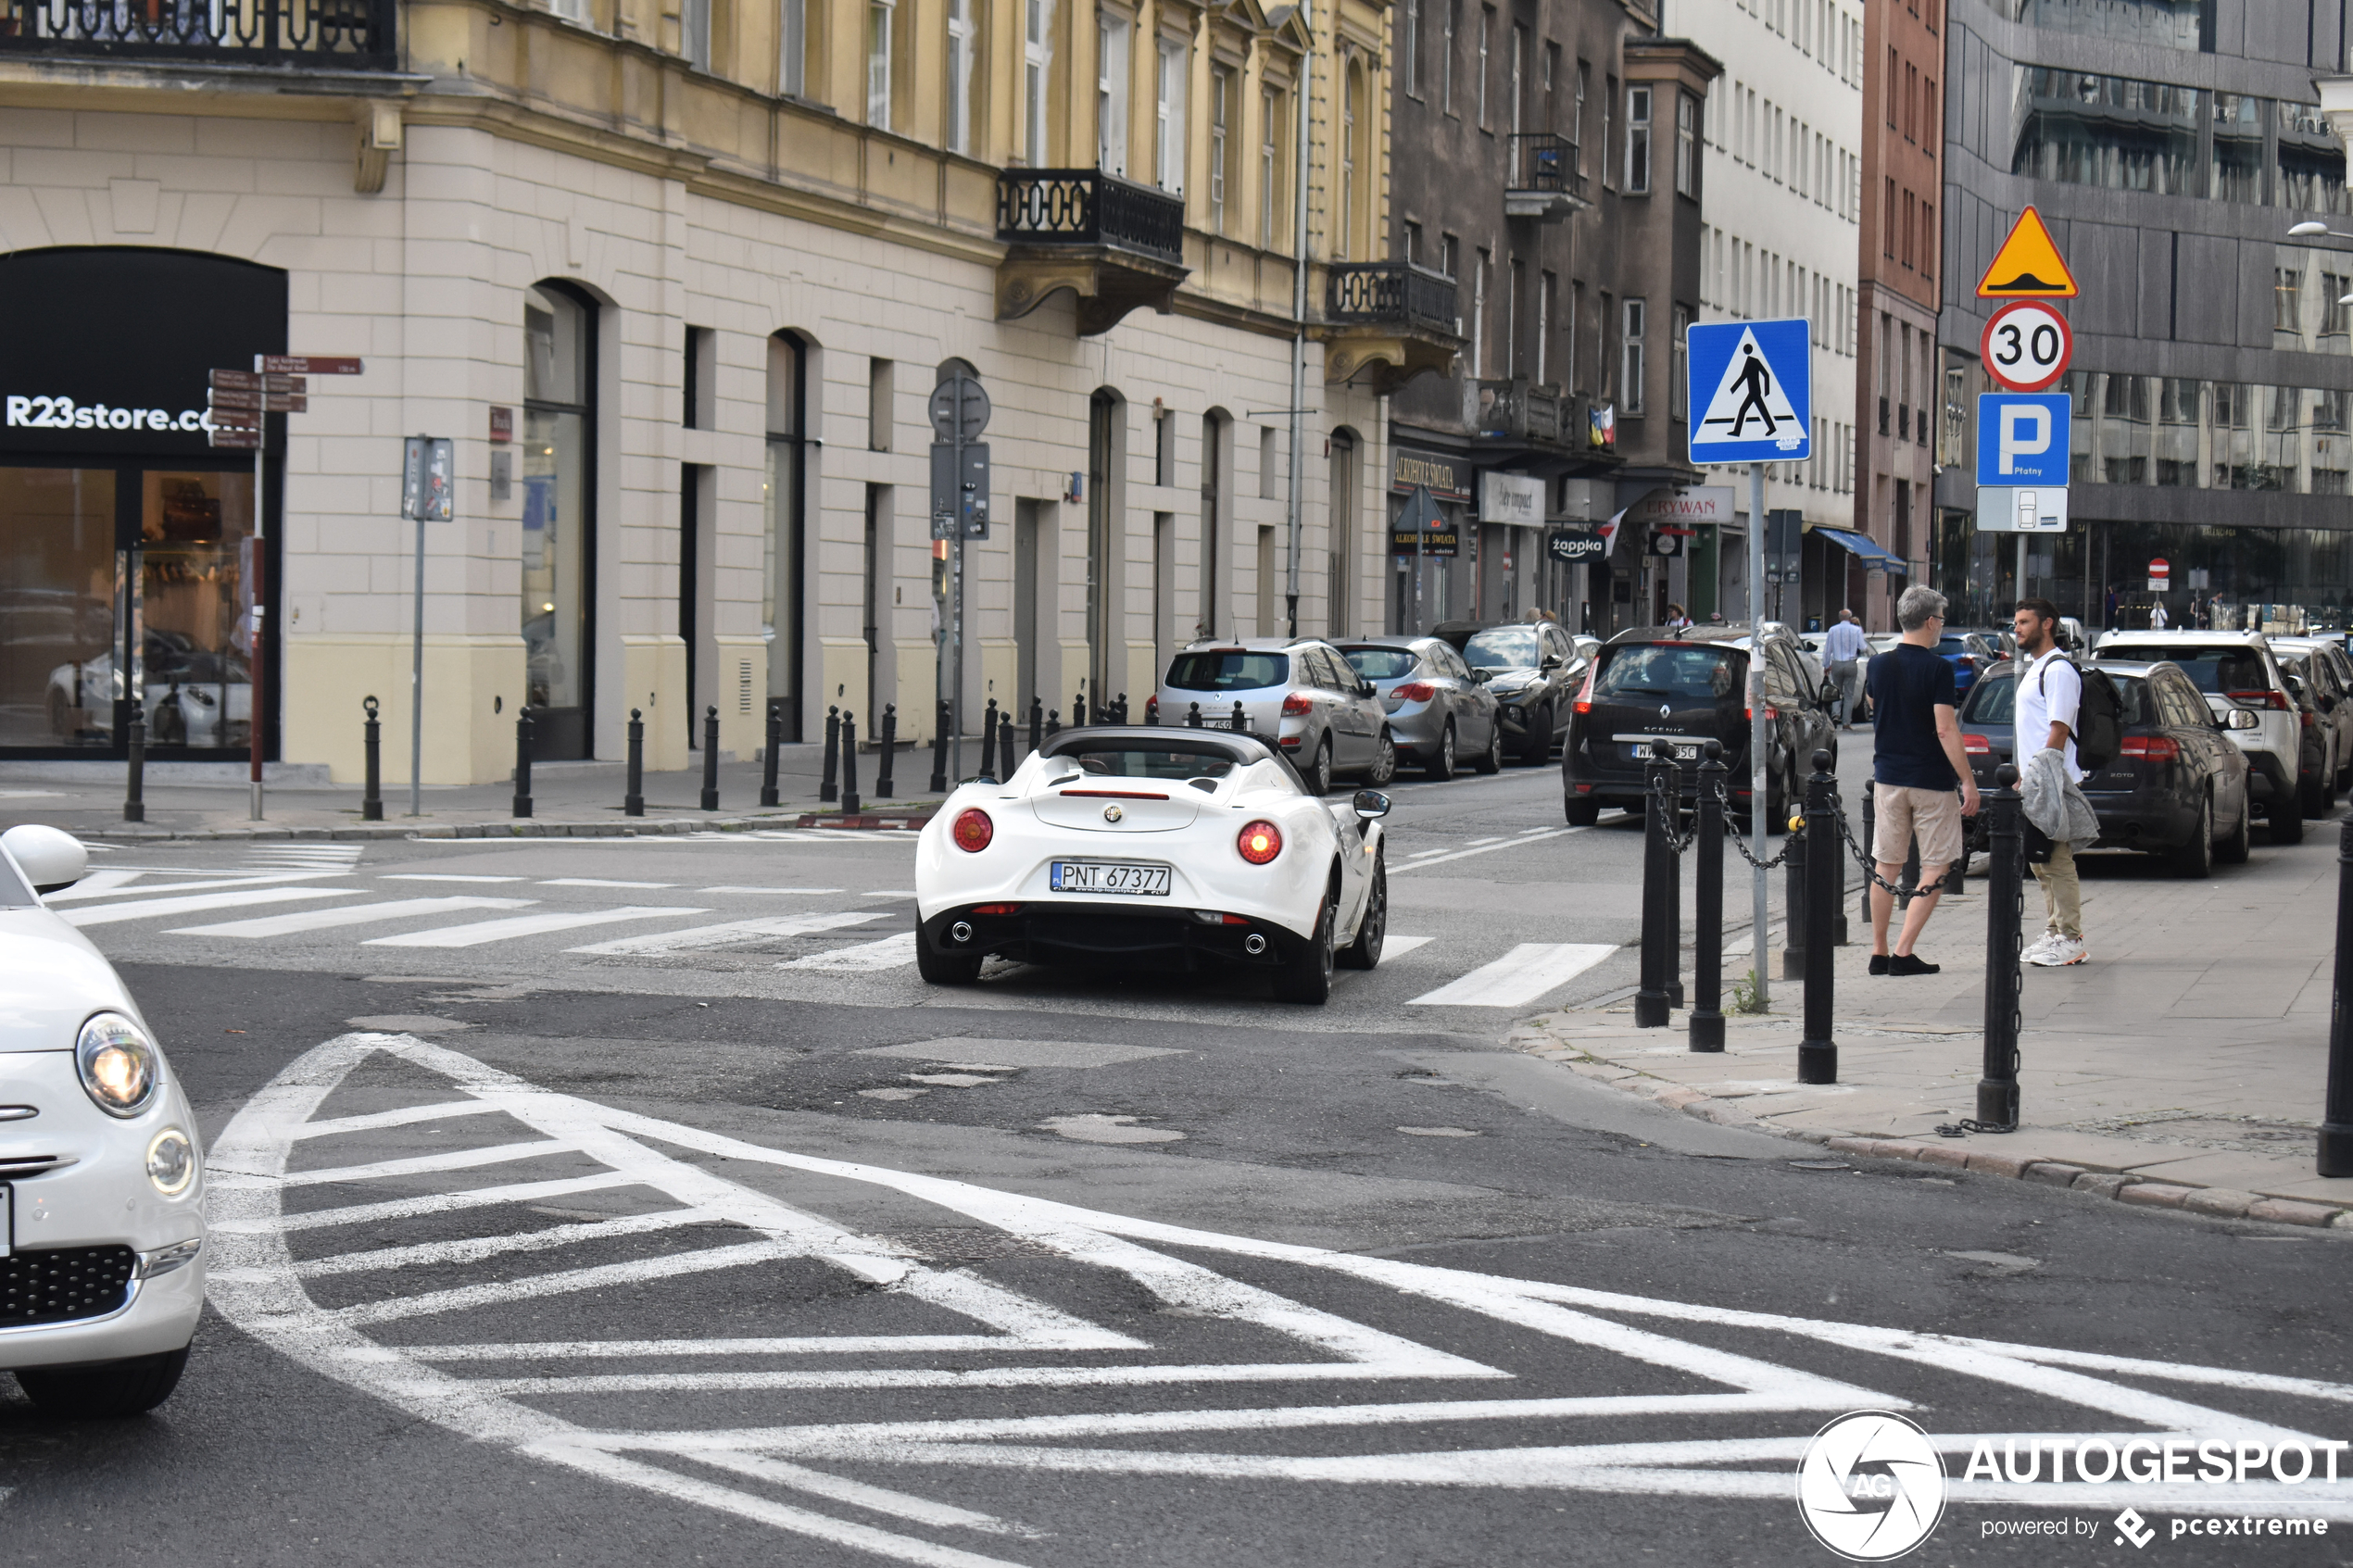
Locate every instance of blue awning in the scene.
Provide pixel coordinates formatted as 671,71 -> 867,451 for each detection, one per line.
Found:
1814,527 -> 1906,574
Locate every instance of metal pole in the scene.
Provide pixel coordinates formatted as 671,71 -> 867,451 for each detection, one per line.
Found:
1858,784 -> 1875,933
360,695 -> 382,822
1635,746 -> 1673,1028
876,703 -> 897,798
624,708 -> 645,816
250,429 -> 266,821
1666,764 -> 1684,1010
511,707 -> 534,819
820,705 -> 840,802
1691,740 -> 1726,1051
950,373 -> 969,785
123,705 -> 145,823
2321,818 -> 2353,1173
760,696 -> 783,807
840,710 -> 862,811
929,698 -> 949,793
999,709 -> 1016,779
982,697 -> 1000,778
409,498 -> 424,818
1286,19 -> 1311,639
1799,750 -> 1839,1085
1782,814 -> 1807,982
1979,763 -> 2026,1126
701,705 -> 721,811
1747,462 -> 1769,1007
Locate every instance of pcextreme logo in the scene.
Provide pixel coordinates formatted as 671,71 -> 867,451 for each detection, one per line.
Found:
1796,1411 -> 1948,1562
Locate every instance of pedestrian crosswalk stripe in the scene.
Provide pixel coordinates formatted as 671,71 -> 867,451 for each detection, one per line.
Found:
698,885 -> 846,895
60,885 -> 359,927
170,896 -> 540,938
46,870 -> 347,902
364,905 -> 709,948
1694,325 -> 1806,450
1381,936 -> 1435,958
539,878 -> 676,888
777,931 -> 919,971
384,873 -> 528,884
569,910 -> 885,955
1405,943 -> 1617,1007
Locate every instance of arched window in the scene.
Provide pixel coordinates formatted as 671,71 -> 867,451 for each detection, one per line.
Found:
1340,62 -> 1360,259
522,281 -> 596,759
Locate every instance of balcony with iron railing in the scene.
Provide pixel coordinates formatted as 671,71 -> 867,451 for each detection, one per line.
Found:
1505,133 -> 1591,220
0,0 -> 395,67
994,168 -> 1190,334
1318,261 -> 1463,393
1471,378 -> 1618,462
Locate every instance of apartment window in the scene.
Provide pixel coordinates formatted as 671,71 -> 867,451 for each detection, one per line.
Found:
1568,280 -> 1583,389
947,0 -> 975,153
1210,65 -> 1234,234
1472,249 -> 1490,377
2324,272 -> 2352,338
1099,14 -> 1130,176
1901,188 -> 1915,269
1602,74 -> 1616,187
1509,25 -> 1525,134
2010,69 -> 2199,196
1403,0 -> 1420,96
1923,79 -> 1938,153
1675,92 -> 1696,196
1443,0 -> 1458,114
1156,37 -> 1188,194
1886,46 -> 1897,127
1601,290 -> 1616,396
1622,298 -> 1645,413
1670,304 -> 1689,419
1339,63 -> 1362,257
1539,270 -> 1555,383
1919,201 -> 1935,282
1904,62 -> 1918,142
1625,85 -> 1651,193
1883,176 -> 1896,257
1477,7 -> 1492,128
779,0 -> 805,94
1261,85 -> 1283,246
866,0 -> 893,129
1440,233 -> 1460,281
1543,43 -> 1558,131
1572,60 -> 1588,172
685,0 -> 711,71
1025,0 -> 1052,163
1507,258 -> 1523,374
2277,267 -> 2305,332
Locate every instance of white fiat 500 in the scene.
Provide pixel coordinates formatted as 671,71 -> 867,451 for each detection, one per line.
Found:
914,727 -> 1390,1003
0,823 -> 206,1418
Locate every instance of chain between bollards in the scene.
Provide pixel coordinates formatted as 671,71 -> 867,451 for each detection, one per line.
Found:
511,706 -> 535,819
700,706 -> 721,811
1796,750 -> 1838,1085
2319,817 -> 2353,1175
624,709 -> 645,817
839,709 -> 861,814
359,696 -> 382,822
876,703 -> 897,798
1690,740 -> 1727,1052
760,696 -> 783,807
123,703 -> 145,823
820,705 -> 840,802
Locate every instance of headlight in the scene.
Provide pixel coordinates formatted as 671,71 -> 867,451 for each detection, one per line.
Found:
146,1128 -> 195,1196
76,1012 -> 159,1118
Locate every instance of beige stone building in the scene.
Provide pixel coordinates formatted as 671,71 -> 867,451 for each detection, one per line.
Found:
0,0 -> 1431,784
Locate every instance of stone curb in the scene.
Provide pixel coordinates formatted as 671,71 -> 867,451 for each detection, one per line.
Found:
1508,1030 -> 2353,1231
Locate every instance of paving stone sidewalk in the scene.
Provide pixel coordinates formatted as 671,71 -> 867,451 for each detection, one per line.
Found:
1511,824 -> 2353,1225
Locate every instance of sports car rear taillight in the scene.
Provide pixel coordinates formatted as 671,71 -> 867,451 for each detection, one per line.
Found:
1238,820 -> 1283,864
951,808 -> 994,852
1281,692 -> 1314,716
1392,682 -> 1438,702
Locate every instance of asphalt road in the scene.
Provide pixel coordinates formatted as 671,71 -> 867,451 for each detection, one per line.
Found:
4,766 -> 2349,1567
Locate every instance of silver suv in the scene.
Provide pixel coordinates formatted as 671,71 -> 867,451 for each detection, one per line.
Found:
1152,637 -> 1396,794
2092,631 -> 2310,843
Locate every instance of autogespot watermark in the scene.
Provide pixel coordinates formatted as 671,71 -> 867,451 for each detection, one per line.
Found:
1796,1414 -> 2349,1561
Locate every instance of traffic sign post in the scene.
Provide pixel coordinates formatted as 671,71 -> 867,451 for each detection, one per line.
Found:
1687,317 -> 1813,1011
401,435 -> 454,820
1977,207 -> 2079,299
929,371 -> 990,780
1980,300 -> 2073,392
1975,394 -> 2070,487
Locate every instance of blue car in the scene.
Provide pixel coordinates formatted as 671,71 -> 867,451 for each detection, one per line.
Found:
1935,630 -> 2004,696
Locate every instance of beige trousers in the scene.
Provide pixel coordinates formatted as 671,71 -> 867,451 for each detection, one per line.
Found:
2032,838 -> 2081,939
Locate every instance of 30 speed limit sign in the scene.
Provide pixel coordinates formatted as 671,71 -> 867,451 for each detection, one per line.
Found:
1980,299 -> 2072,392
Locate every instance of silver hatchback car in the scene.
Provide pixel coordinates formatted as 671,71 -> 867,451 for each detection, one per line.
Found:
1152,637 -> 1396,794
1337,636 -> 1504,779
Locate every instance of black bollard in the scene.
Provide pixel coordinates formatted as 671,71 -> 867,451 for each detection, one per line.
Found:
1028,696 -> 1043,755
820,705 -> 840,803
760,696 -> 783,807
1782,805 -> 1808,981
1798,750 -> 1840,1085
359,696 -> 382,822
512,707 -> 535,818
1978,763 -> 2025,1126
929,699 -> 949,793
1666,756 -> 1684,1010
1858,784 -> 1876,933
1147,695 -> 1161,725
1230,699 -> 1247,734
999,708 -> 1016,781
1074,692 -> 1087,727
1690,740 -> 1727,1051
1116,693 -> 1129,723
700,706 -> 721,811
839,710 -> 861,814
1187,701 -> 1202,728
1635,746 -> 1676,1029
876,704 -> 897,798
124,704 -> 145,823
2321,819 -> 2353,1174
624,709 -> 646,816
1046,708 -> 1061,737
981,697 -> 1000,779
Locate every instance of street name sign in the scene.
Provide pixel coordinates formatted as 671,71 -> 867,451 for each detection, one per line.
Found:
1980,300 -> 2072,392
1975,393 -> 2070,486
1686,319 -> 1812,463
1976,207 -> 2078,298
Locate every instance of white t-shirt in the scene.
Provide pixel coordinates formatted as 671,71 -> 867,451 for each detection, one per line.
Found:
2018,649 -> 2082,783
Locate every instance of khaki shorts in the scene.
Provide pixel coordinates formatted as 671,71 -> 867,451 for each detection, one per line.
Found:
1873,783 -> 1964,870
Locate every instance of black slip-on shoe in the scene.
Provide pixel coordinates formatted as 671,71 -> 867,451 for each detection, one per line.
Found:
1888,953 -> 1941,976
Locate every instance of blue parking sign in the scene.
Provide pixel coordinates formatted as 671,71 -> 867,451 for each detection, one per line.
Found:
1687,319 -> 1812,465
1975,393 -> 2070,486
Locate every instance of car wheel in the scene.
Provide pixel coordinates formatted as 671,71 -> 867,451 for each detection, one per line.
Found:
2271,793 -> 2306,845
1366,730 -> 1398,787
1307,736 -> 1334,796
1271,888 -> 1336,1004
14,1346 -> 189,1419
914,936 -> 984,985
1337,851 -> 1386,971
1472,721 -> 1504,775
1425,722 -> 1456,782
1565,797 -> 1602,826
1519,705 -> 1553,766
2169,793 -> 2214,879
2217,789 -> 2252,864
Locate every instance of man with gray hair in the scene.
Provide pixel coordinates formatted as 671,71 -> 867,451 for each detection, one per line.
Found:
1822,608 -> 1868,728
1862,584 -> 1980,975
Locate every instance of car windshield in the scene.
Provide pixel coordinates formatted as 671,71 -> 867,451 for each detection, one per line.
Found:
1592,644 -> 1743,701
1164,651 -> 1290,691
1461,627 -> 1542,670
1936,634 -> 1976,655
1340,647 -> 1420,680
1961,674 -> 2015,722
1055,744 -> 1239,783
2097,645 -> 2265,695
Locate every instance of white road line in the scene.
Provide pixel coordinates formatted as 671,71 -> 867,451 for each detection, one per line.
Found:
862,890 -> 920,898
1389,826 -> 1587,872
291,1100 -> 512,1139
211,1171 -> 641,1234
382,873 -> 529,884
1380,935 -> 1436,958
273,1139 -> 577,1187
40,868 -> 147,898
170,896 -> 538,938
48,871 -> 349,902
540,878 -> 675,888
293,1208 -> 714,1278
365,906 -> 708,948
1406,943 -> 1618,1008
328,1240 -> 805,1325
699,885 -> 845,895
61,886 -> 359,927
409,1333 -> 1117,1361
778,932 -> 919,972
471,1361 -> 1511,1398
569,911 -> 884,955
1466,836 -> 1504,847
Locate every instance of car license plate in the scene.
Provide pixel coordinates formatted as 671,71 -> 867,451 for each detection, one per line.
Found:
1050,860 -> 1172,896
1667,743 -> 1700,761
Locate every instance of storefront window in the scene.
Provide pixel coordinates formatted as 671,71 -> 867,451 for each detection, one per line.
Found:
523,283 -> 594,758
0,468 -> 115,750
140,470 -> 254,748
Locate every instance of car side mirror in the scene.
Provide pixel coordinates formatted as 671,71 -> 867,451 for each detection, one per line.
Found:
1541,656 -> 1564,671
2,823 -> 87,895
2224,708 -> 2262,731
1471,669 -> 1491,684
1352,789 -> 1392,819
1359,680 -> 1378,697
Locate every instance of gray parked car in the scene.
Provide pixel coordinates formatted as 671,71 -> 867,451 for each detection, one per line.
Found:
1338,636 -> 1504,780
1433,620 -> 1589,765
1152,636 -> 1396,794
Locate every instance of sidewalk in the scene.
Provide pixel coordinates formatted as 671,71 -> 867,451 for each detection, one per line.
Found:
1512,830 -> 2353,1225
0,743 -> 947,842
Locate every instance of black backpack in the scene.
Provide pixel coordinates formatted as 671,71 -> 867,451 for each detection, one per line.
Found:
2038,655 -> 2124,771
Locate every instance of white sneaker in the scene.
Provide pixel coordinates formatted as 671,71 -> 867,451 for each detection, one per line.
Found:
2020,933 -> 2059,963
2029,935 -> 2087,967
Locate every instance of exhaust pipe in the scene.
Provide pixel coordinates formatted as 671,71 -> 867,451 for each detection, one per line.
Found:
1242,933 -> 1267,955
950,921 -> 974,943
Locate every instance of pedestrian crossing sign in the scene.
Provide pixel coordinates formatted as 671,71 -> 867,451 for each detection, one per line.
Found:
1686,319 -> 1812,465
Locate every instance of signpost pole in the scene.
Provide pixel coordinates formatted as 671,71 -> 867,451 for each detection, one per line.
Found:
410,492 -> 425,818
250,415 -> 267,821
1748,461 -> 1769,1009
950,373 -> 966,785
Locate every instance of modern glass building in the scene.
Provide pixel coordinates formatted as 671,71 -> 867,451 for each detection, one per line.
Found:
1934,0 -> 2353,632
